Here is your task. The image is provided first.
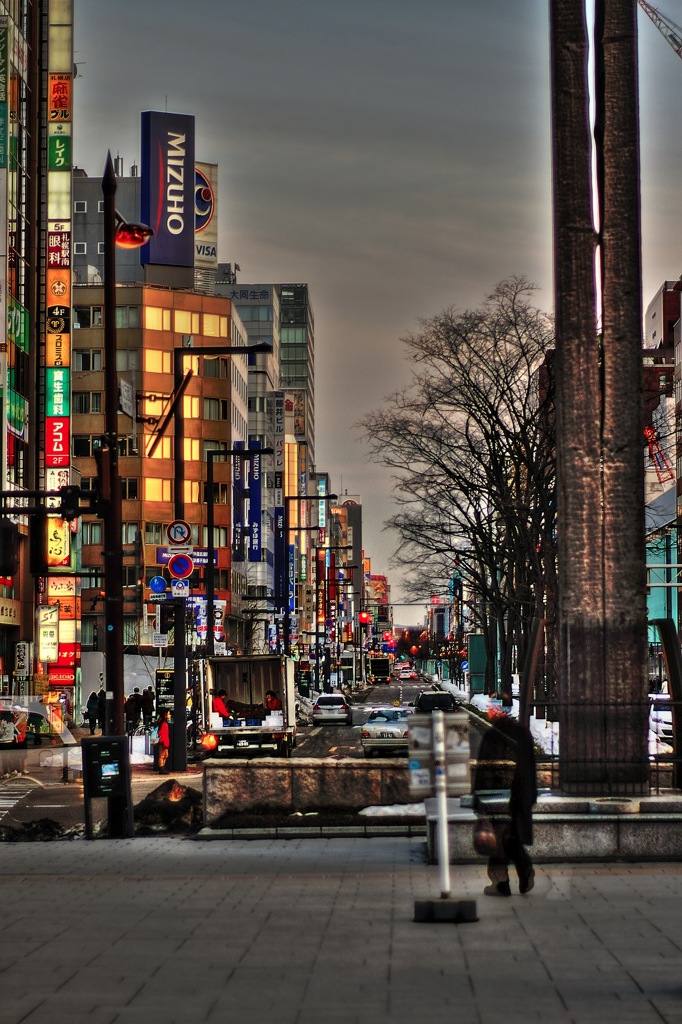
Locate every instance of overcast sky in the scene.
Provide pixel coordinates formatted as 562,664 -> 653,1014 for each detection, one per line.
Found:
73,0 -> 682,623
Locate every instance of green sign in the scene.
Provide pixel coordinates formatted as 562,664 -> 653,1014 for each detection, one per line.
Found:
48,132 -> 71,170
8,297 -> 29,354
46,367 -> 70,417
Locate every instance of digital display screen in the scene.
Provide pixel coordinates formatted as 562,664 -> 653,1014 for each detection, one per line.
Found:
101,762 -> 119,779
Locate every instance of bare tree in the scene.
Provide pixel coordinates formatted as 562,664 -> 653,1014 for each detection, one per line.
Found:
361,277 -> 555,698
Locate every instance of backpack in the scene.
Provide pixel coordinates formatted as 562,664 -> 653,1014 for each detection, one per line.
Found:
150,725 -> 160,744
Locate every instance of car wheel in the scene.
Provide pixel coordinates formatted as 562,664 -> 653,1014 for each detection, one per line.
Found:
364,748 -> 374,758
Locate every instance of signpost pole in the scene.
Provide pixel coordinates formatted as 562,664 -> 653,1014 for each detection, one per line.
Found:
432,710 -> 451,898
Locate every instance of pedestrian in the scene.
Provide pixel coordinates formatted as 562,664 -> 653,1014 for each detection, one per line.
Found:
211,688 -> 232,725
86,691 -> 100,734
97,689 -> 106,733
155,710 -> 171,774
125,688 -> 142,734
141,686 -> 154,729
472,699 -> 537,897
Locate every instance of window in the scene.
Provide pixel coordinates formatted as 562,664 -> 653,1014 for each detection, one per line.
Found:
121,522 -> 138,543
144,478 -> 172,502
123,565 -> 140,587
115,349 -> 140,371
174,310 -> 200,334
121,477 -> 138,499
72,435 -> 102,457
73,305 -> 103,329
203,482 -> 229,507
82,521 -> 102,545
148,436 -> 172,459
73,242 -> 86,255
202,355 -> 228,378
203,397 -> 228,420
123,617 -> 138,645
203,526 -> 228,547
145,522 -> 164,545
73,392 -> 102,414
97,242 -> 105,255
98,200 -> 105,213
144,306 -> 171,331
116,306 -> 140,329
144,349 -> 172,374
74,200 -> 87,213
73,349 -> 102,371
184,438 -> 200,461
183,396 -> 199,418
184,481 -> 200,504
117,435 -> 138,456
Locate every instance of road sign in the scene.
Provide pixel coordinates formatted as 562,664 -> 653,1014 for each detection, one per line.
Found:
171,578 -> 189,597
150,575 -> 167,594
153,632 -> 169,647
167,519 -> 191,545
149,593 -> 168,603
168,552 -> 194,579
461,660 -> 469,672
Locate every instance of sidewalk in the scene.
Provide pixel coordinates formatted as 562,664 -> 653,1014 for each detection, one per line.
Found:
2,836 -> 682,1023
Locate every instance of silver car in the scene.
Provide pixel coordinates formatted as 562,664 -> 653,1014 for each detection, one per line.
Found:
311,693 -> 353,726
360,705 -> 414,757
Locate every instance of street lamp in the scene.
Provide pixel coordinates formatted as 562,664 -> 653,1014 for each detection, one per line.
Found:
100,152 -> 152,839
101,152 -> 152,737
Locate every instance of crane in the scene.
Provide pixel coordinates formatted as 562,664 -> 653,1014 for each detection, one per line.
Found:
638,1 -> 682,60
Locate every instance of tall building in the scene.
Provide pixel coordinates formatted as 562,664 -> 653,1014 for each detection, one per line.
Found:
0,3 -> 78,706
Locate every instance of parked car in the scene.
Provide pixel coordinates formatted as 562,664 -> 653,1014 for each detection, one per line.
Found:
649,693 -> 673,745
311,693 -> 353,726
395,665 -> 418,681
412,690 -> 460,713
361,706 -> 414,757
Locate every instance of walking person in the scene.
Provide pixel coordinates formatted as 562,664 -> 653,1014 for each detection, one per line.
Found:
141,686 -> 154,729
155,709 -> 171,774
97,689 -> 106,733
85,691 -> 100,735
472,699 -> 537,897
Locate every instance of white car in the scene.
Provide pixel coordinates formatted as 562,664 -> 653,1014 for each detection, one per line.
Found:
649,693 -> 673,744
360,705 -> 414,758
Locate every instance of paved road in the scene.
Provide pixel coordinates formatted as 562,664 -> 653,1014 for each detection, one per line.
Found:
1,836 -> 682,1023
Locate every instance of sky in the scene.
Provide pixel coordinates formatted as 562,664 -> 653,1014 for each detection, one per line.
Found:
72,0 -> 682,624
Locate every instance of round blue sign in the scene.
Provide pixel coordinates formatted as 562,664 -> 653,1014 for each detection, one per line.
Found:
150,575 -> 167,594
460,661 -> 469,672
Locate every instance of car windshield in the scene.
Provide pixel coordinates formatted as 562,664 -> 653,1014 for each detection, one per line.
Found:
317,696 -> 345,707
368,708 -> 410,723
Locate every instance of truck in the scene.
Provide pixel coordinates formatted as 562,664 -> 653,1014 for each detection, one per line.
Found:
367,656 -> 392,684
200,654 -> 297,757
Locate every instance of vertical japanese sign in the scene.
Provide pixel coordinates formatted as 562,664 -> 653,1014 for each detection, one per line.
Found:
232,441 -> 244,562
248,441 -> 262,562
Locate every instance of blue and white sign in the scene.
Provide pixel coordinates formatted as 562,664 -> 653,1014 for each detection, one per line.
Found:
171,578 -> 190,598
150,575 -> 167,594
140,110 -> 195,268
461,661 -> 469,673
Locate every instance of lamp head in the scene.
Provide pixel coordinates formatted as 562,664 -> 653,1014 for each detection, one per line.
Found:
116,221 -> 153,249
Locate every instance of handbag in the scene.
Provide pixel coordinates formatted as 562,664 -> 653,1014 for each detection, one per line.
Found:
149,725 -> 160,745
473,816 -> 498,856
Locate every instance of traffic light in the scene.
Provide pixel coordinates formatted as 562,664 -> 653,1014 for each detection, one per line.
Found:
94,445 -> 111,513
160,602 -> 176,634
59,485 -> 81,521
0,519 -> 19,576
29,515 -> 48,576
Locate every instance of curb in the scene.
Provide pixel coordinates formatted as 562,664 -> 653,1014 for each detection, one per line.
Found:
194,823 -> 428,840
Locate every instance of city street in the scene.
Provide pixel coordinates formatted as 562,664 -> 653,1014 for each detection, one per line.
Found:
1,836 -> 682,1024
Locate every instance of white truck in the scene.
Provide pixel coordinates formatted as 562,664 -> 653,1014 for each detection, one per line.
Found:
200,654 -> 297,757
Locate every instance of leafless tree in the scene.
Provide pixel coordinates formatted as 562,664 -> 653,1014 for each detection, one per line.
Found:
361,277 -> 555,697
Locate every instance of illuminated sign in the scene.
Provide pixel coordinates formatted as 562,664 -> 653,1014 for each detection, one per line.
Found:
45,417 -> 70,466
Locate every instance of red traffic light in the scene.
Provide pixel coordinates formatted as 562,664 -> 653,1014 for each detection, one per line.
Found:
410,645 -> 419,655
358,611 -> 372,625
382,631 -> 393,642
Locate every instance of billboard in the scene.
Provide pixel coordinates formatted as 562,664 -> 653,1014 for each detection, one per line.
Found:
194,162 -> 217,269
140,110 -> 195,268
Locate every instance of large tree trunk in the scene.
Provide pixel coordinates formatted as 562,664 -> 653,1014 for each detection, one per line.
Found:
597,0 -> 649,790
550,0 -> 607,791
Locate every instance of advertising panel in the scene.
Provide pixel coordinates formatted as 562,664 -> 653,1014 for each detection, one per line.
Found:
140,110 -> 195,268
232,441 -> 244,562
248,441 -> 262,562
37,604 -> 59,663
45,416 -> 70,466
194,162 -> 217,269
274,391 -> 284,505
0,19 -> 8,170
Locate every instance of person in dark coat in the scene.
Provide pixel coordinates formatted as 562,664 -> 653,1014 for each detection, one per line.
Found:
97,689 -> 106,733
86,691 -> 100,734
472,701 -> 537,897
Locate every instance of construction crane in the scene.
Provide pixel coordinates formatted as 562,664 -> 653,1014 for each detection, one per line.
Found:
638,1 -> 682,59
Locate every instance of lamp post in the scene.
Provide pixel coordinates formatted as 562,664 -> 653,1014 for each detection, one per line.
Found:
101,152 -> 152,735
101,153 -> 152,836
